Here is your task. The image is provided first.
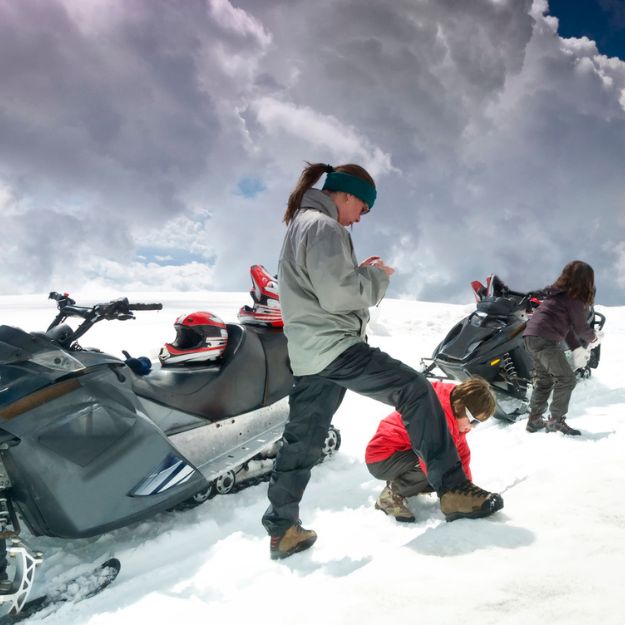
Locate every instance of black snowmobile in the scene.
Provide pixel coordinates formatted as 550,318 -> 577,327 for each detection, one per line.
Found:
421,275 -> 606,421
0,291 -> 340,613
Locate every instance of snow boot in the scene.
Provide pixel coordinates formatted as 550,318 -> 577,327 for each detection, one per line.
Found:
526,413 -> 547,433
545,417 -> 581,436
440,481 -> 504,522
270,523 -> 317,560
374,485 -> 416,523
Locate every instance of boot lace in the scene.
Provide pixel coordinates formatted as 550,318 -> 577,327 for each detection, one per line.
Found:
450,481 -> 491,498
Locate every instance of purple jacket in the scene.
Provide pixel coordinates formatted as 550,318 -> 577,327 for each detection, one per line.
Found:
523,288 -> 595,350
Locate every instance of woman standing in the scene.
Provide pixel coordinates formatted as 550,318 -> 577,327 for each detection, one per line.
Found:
262,162 -> 503,560
523,260 -> 599,436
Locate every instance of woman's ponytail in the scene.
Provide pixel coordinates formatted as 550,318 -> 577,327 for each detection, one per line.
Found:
283,162 -> 332,224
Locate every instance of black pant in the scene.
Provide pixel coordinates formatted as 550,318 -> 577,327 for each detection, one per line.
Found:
367,450 -> 433,498
262,342 -> 465,536
0,539 -> 7,581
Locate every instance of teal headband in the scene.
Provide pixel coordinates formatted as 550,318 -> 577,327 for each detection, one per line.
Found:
322,171 -> 377,209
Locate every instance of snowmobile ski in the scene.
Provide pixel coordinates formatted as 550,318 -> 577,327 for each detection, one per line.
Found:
0,558 -> 120,623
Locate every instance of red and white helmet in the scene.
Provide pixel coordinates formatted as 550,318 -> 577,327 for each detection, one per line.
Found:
249,265 -> 279,306
237,303 -> 283,328
237,265 -> 283,328
159,311 -> 228,366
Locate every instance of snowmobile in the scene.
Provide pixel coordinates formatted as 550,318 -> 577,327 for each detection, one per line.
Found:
0,289 -> 340,613
420,275 -> 606,422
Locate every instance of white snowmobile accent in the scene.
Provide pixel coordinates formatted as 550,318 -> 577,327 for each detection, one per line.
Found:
0,540 -> 43,615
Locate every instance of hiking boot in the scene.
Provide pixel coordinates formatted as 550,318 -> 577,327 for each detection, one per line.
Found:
374,485 -> 416,523
270,523 -> 317,560
545,417 -> 581,436
526,413 -> 547,433
440,481 -> 504,522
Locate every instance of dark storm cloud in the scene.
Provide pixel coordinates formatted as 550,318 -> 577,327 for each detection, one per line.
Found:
0,0 -> 273,292
1,0 -> 625,305
0,0 -> 220,215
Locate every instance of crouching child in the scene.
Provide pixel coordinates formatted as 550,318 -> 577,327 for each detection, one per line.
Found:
365,377 -> 496,522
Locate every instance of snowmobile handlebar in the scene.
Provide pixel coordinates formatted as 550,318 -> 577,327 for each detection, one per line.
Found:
127,303 -> 163,311
46,293 -> 162,345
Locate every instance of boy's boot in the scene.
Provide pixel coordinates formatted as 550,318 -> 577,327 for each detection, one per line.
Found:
526,413 -> 547,433
545,416 -> 581,436
375,484 -> 415,523
440,481 -> 504,522
270,523 -> 317,560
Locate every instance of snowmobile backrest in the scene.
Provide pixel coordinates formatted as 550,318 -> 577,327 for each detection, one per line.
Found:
253,326 -> 294,405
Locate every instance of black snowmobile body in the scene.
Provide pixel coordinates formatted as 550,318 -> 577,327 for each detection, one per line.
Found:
0,294 -> 336,542
421,275 -> 606,421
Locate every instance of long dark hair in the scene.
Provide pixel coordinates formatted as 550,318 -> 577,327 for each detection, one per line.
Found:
552,260 -> 595,305
283,162 -> 375,225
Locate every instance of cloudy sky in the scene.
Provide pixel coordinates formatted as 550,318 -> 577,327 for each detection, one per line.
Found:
2,0 -> 625,304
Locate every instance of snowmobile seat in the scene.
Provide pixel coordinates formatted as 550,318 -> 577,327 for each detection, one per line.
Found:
131,324 -> 293,422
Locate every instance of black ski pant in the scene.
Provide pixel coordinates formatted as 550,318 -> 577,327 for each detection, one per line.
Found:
262,342 -> 466,536
525,336 -> 576,420
367,450 -> 433,498
0,539 -> 6,581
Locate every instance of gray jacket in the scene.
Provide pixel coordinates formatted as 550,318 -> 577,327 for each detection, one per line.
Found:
278,189 -> 390,376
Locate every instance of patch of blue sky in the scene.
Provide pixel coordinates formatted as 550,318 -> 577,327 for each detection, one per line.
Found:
136,247 -> 216,267
548,0 -> 625,60
235,177 -> 266,198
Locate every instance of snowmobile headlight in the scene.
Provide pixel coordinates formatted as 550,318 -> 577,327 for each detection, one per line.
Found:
31,349 -> 85,373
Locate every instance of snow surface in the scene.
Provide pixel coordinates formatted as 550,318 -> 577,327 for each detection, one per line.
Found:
0,292 -> 624,625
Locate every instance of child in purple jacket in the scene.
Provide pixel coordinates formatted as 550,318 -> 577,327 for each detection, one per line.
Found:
523,260 -> 599,436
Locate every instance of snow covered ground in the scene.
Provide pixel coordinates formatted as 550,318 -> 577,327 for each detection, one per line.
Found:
0,291 -> 624,625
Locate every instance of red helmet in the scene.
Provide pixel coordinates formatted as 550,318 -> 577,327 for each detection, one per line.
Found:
237,265 -> 283,328
237,303 -> 283,328
159,311 -> 228,366
250,264 -> 279,305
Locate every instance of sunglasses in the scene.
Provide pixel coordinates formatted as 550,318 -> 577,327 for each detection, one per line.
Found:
464,406 -> 481,427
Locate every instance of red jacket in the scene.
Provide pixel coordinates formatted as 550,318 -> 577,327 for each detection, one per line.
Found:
364,381 -> 472,481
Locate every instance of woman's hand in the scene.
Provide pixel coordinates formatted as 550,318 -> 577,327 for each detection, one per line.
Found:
360,256 -> 395,277
360,255 -> 381,267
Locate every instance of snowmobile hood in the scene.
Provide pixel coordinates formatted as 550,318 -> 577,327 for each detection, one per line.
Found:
0,325 -> 121,417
